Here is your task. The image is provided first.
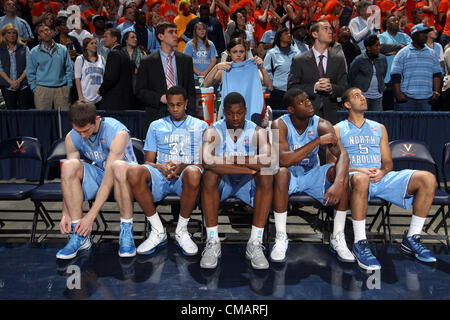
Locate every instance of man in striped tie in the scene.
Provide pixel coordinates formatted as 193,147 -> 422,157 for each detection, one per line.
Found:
136,21 -> 197,132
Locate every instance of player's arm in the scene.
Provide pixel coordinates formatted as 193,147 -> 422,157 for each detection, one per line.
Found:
368,124 -> 393,182
240,126 -> 273,171
65,133 -> 80,160
319,119 -> 349,206
75,130 -> 129,236
274,118 -> 335,168
202,127 -> 257,175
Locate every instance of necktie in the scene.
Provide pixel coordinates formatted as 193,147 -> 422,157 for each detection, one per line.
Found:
318,54 -> 325,78
166,54 -> 175,89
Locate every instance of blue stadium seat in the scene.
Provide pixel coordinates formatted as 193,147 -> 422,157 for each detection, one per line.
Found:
389,139 -> 450,245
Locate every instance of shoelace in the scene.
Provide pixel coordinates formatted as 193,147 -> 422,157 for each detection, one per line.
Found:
358,242 -> 375,259
202,240 -> 218,256
250,242 -> 266,257
120,225 -> 133,248
411,236 -> 429,254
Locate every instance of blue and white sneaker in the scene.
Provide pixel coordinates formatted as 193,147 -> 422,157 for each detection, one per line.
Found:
400,232 -> 437,263
56,229 -> 92,260
119,222 -> 136,258
352,239 -> 381,271
136,226 -> 168,255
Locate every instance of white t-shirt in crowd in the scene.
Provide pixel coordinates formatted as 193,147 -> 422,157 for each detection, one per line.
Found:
69,29 -> 92,47
74,55 -> 105,104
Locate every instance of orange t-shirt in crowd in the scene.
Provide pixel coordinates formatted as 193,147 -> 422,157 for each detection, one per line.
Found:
288,1 -> 310,25
438,0 -> 450,34
254,9 -> 273,42
312,2 -> 324,21
117,16 -> 126,26
415,1 -> 435,27
31,1 -> 61,17
378,0 -> 396,24
84,8 -> 109,33
323,14 -> 340,30
160,3 -> 178,23
406,0 -> 415,21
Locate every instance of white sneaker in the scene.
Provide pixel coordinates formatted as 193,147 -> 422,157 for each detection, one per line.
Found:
330,231 -> 355,263
200,239 -> 221,269
137,226 -> 168,255
270,232 -> 289,263
246,240 -> 269,270
175,228 -> 198,256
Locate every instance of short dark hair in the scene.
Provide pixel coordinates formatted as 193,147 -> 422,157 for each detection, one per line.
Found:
200,3 -> 210,12
273,27 -> 289,48
227,37 -> 246,52
34,23 -> 48,35
341,87 -> 359,105
55,16 -> 67,27
155,21 -> 177,43
107,27 -> 121,44
382,14 -> 396,31
310,19 -> 328,34
68,100 -> 97,127
364,34 -> 379,48
283,88 -> 306,108
223,92 -> 246,110
121,30 -> 136,47
166,85 -> 188,100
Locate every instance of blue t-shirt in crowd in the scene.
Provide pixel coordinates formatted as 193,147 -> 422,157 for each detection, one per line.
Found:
183,39 -> 217,79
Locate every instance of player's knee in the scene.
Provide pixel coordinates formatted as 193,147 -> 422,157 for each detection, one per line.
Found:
202,170 -> 219,188
111,160 -> 128,182
61,159 -> 82,179
183,166 -> 202,189
126,165 -> 146,187
419,171 -> 437,192
351,173 -> 370,191
255,172 -> 273,190
274,167 -> 290,187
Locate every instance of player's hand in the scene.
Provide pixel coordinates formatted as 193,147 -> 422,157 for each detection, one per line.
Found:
368,167 -> 384,183
160,94 -> 167,104
60,214 -> 72,234
74,215 -> 95,237
319,133 -> 337,146
322,182 -> 343,207
158,163 -> 173,178
166,160 -> 183,179
252,56 -> 264,69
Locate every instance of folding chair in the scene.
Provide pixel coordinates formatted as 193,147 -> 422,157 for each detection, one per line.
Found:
425,142 -> 450,238
0,137 -> 46,238
388,139 -> 450,245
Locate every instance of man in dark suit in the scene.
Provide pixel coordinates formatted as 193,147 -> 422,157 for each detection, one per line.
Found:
287,20 -> 348,125
136,21 -> 196,131
98,28 -> 134,110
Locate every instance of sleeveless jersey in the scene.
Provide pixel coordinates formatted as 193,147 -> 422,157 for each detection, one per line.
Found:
70,117 -> 136,170
336,119 -> 382,169
280,114 -> 320,174
144,115 -> 208,165
212,118 -> 257,157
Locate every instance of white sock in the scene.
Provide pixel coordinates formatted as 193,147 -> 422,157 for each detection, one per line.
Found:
274,211 -> 287,235
147,213 -> 164,233
120,218 -> 133,224
176,215 -> 190,234
408,215 -> 426,237
333,210 -> 348,236
249,225 -> 264,243
353,219 -> 367,243
206,226 -> 219,241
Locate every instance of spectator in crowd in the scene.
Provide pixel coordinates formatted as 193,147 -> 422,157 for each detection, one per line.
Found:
0,24 -> 33,109
74,36 -> 105,105
349,34 -> 387,111
329,25 -> 346,69
204,37 -> 272,124
121,30 -> 146,93
338,25 -> 361,67
26,23 -> 73,110
288,20 -> 348,126
323,0 -> 342,30
92,14 -> 108,59
160,0 -> 178,23
220,29 -> 253,62
122,9 -> 160,54
84,0 -> 109,33
42,11 -> 56,31
79,0 -> 92,13
117,4 -> 135,33
136,21 -> 196,131
31,0 -> 60,26
68,20 -> 93,49
254,0 -> 280,44
263,27 -> 300,109
378,14 -> 411,110
348,0 -> 376,52
439,0 -> 450,48
208,0 -> 230,29
0,0 -> 34,45
275,0 -> 290,30
442,44 -> 450,109
391,23 -> 442,111
426,25 -> 445,72
339,0 -> 354,27
174,0 -> 197,53
183,4 -> 226,56
183,22 -> 217,86
54,16 -> 82,61
291,24 -> 309,53
257,15 -> 280,59
98,28 -> 134,110
226,8 -> 254,50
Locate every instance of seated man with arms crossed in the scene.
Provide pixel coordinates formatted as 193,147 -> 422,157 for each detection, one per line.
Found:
200,92 -> 275,270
